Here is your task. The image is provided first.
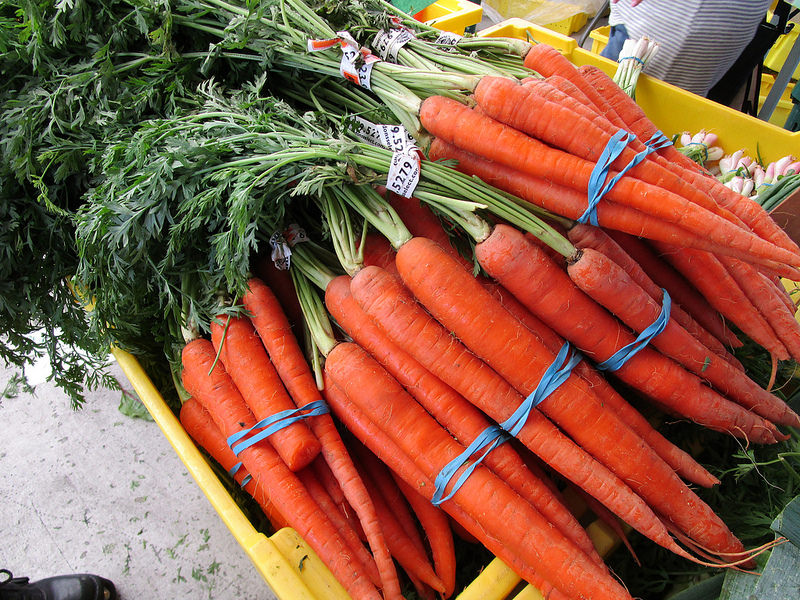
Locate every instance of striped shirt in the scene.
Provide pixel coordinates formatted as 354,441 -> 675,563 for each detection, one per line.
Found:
608,0 -> 773,95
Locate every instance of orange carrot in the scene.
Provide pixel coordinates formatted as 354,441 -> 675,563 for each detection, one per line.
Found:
322,375 -> 565,600
350,440 -> 446,595
485,277 -> 720,487
241,277 -> 403,600
359,231 -> 399,274
251,254 -> 306,338
180,338 -> 381,600
649,242 -> 790,362
324,274 -> 601,562
474,225 -> 781,445
567,247 -> 800,428
390,472 -> 457,599
210,314 -> 320,471
567,223 -> 743,370
576,64 -> 800,259
419,94 -> 799,270
179,397 -> 289,531
296,466 -> 382,588
397,235 -> 748,558
350,264 -> 688,556
475,76 -> 741,226
606,230 -> 740,348
325,341 -> 634,600
426,136 -> 800,280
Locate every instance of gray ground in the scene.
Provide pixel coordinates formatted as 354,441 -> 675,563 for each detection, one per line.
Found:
0,356 -> 277,600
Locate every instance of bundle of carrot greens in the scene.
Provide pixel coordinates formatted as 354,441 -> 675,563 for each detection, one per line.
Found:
5,1 -> 800,599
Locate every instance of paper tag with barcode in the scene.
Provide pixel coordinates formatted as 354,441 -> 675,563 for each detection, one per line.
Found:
373,28 -> 415,62
352,117 -> 416,151
269,232 -> 292,270
434,31 -> 462,49
387,150 -> 421,198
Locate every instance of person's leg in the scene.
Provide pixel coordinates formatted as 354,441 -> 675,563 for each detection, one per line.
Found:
600,24 -> 629,61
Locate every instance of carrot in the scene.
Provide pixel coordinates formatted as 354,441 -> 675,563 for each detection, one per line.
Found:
475,76 -> 741,226
605,229 -> 741,348
251,253 -> 306,339
567,247 -> 800,428
390,472 -> 457,599
719,256 -> 800,363
349,440 -> 447,595
386,194 -> 464,260
310,455 -> 366,542
179,397 -> 289,531
296,466 -> 383,588
419,94 -> 800,271
324,274 -> 601,562
240,277 -> 403,600
567,223 -> 744,370
576,64 -> 800,259
649,242 -> 790,362
180,338 -> 381,600
209,314 -> 320,471
324,340 -> 634,600
397,235 -> 748,558
350,264 -> 689,556
359,231 -> 399,274
321,375 -> 565,600
486,277 -> 720,487
427,137 -> 800,281
474,224 -> 781,444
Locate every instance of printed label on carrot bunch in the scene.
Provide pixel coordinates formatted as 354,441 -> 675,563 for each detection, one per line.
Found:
387,149 -> 421,198
283,224 -> 309,247
434,31 -> 462,49
307,32 -> 381,90
269,232 -> 292,270
351,116 -> 416,151
373,28 -> 415,62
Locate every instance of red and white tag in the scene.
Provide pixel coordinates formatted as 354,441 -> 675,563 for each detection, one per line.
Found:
284,224 -> 309,247
307,32 -> 381,90
387,149 -> 422,199
269,232 -> 292,271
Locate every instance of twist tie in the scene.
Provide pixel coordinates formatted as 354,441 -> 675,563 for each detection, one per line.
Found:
579,129 -> 670,226
597,289 -> 671,372
430,343 -> 579,506
227,400 -> 329,457
619,55 -> 646,67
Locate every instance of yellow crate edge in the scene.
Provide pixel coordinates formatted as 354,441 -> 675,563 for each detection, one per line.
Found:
415,0 -> 482,35
111,347 -> 327,600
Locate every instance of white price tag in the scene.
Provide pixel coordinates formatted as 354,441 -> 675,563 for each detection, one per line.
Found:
373,28 -> 415,62
434,31 -> 462,49
387,150 -> 421,199
352,117 -> 416,151
269,232 -> 292,271
339,41 -> 380,90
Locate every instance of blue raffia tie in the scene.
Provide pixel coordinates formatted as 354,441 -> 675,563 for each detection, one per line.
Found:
430,343 -> 580,505
226,399 -> 329,486
597,289 -> 672,372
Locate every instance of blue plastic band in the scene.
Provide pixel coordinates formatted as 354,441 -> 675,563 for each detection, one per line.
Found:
227,399 -> 329,456
431,424 -> 510,506
227,462 -> 253,488
597,289 -> 672,372
429,343 -> 580,506
500,342 -> 581,437
579,129 -> 673,226
618,55 -> 645,67
644,130 -> 672,150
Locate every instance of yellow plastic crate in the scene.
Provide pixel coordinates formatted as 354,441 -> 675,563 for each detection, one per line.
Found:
760,73 -> 795,128
588,23 -> 610,55
543,10 -> 587,36
764,11 -> 800,80
480,18 -> 800,164
414,0 -> 483,35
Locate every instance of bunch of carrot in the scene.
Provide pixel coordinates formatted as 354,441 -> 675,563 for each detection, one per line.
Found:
178,277 -> 463,600
420,43 -> 800,373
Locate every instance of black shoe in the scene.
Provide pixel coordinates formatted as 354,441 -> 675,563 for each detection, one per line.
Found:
0,570 -> 116,600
